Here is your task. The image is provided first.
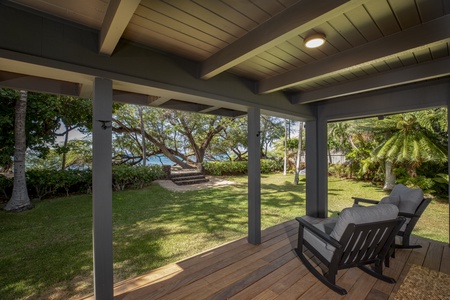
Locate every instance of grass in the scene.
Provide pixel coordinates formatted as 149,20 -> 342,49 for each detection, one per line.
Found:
0,174 -> 448,299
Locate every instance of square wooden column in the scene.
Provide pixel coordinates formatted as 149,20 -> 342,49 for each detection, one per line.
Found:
92,78 -> 113,299
248,107 -> 261,244
447,91 -> 450,247
305,106 -> 328,218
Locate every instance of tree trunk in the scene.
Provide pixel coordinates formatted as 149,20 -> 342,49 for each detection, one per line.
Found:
294,122 -> 303,185
383,160 -> 396,191
4,90 -> 32,211
283,119 -> 287,175
61,126 -> 69,170
139,106 -> 146,166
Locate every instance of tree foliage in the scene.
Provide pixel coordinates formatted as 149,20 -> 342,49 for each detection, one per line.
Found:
0,89 -> 93,171
112,105 -> 233,167
329,108 -> 448,194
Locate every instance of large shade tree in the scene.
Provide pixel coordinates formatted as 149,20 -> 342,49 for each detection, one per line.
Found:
112,105 -> 232,168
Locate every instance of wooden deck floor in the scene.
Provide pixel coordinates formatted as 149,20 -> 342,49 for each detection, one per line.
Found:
108,220 -> 449,300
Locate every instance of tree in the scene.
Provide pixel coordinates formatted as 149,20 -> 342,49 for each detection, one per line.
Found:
4,90 -> 32,211
283,119 -> 287,175
112,105 -> 231,168
373,112 -> 447,178
328,121 -> 353,164
53,96 -> 92,170
260,116 -> 284,158
208,116 -> 248,161
0,89 -> 87,170
294,121 -> 304,185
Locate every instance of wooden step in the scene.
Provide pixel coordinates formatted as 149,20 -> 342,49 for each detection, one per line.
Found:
170,171 -> 203,178
171,175 -> 207,182
173,178 -> 209,185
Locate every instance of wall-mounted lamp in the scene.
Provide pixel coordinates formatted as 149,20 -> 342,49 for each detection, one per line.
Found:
304,33 -> 326,48
97,120 -> 112,130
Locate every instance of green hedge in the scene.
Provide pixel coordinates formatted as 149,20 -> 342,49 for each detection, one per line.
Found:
202,159 -> 283,176
112,165 -> 165,191
1,165 -> 165,201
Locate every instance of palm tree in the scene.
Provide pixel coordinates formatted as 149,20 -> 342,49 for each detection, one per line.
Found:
328,121 -> 354,164
373,112 -> 447,179
4,90 -> 32,211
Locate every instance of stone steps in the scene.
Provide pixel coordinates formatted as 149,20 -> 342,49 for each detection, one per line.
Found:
170,170 -> 209,185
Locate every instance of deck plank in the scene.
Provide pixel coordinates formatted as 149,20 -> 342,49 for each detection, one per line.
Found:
107,222 -> 447,300
440,245 -> 450,275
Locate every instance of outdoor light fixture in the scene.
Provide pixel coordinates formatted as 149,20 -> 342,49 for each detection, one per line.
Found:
304,33 -> 326,48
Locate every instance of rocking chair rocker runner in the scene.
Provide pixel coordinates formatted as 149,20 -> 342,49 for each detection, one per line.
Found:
294,205 -> 405,295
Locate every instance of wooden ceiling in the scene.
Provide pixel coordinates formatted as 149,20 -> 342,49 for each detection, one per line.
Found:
3,0 -> 450,115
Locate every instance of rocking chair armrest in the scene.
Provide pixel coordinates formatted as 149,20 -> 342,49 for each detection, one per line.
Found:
296,217 -> 342,249
352,197 -> 380,205
398,211 -> 419,219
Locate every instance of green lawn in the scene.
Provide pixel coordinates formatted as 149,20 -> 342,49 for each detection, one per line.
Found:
0,174 -> 448,299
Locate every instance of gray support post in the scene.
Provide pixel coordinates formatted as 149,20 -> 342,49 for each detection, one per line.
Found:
92,78 -> 114,299
448,92 -> 450,247
248,107 -> 261,244
305,106 -> 328,218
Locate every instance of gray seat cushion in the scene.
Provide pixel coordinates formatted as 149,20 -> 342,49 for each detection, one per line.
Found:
330,204 -> 399,241
389,184 -> 424,214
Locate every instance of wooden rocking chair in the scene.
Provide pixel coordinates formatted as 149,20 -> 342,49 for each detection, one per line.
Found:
353,184 -> 430,249
294,205 -> 405,295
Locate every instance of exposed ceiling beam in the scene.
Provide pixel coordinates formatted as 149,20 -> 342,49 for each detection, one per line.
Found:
291,57 -> 450,104
199,0 -> 370,79
259,15 -> 450,94
148,96 -> 171,106
321,77 -> 450,122
113,90 -> 149,105
198,106 -> 221,113
99,0 -> 140,55
0,71 -> 81,96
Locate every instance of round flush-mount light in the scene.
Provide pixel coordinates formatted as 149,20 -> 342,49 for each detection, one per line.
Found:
304,33 -> 326,48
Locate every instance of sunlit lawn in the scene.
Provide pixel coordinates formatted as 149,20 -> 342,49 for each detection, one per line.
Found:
0,173 -> 448,299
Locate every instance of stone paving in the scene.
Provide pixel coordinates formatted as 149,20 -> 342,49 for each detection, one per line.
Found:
153,176 -> 235,192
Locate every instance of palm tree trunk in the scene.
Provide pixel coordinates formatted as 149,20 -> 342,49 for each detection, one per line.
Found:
294,122 -> 303,184
283,119 -> 287,175
383,160 -> 396,191
61,127 -> 69,170
139,106 -> 146,166
4,90 -> 32,211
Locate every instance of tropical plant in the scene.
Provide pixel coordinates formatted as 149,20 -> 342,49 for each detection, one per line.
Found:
372,112 -> 447,178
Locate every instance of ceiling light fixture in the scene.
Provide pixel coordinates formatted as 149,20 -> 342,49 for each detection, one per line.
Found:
304,33 -> 326,48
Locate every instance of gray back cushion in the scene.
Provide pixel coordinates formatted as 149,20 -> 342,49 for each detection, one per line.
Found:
330,204 -> 399,241
379,195 -> 400,206
389,184 -> 424,214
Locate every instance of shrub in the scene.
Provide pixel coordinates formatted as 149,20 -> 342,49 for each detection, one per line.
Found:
260,159 -> 283,173
202,161 -> 247,176
0,174 -> 13,200
202,159 -> 283,176
112,165 -> 165,191
26,169 -> 62,200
